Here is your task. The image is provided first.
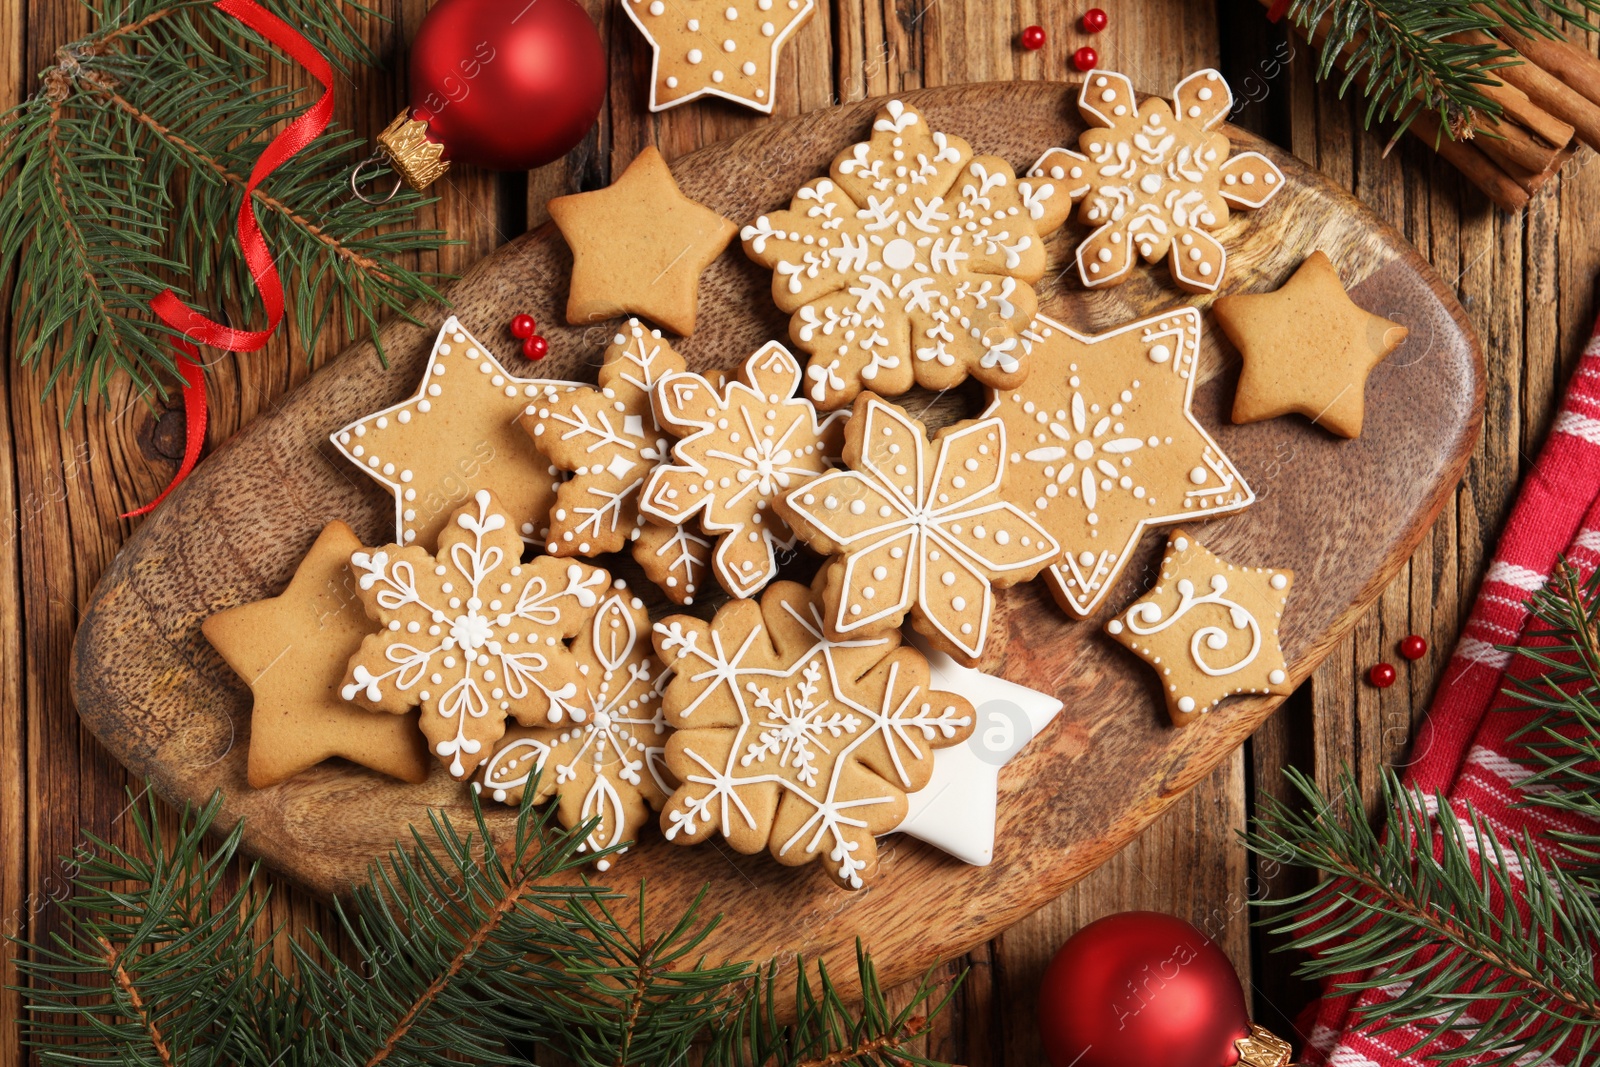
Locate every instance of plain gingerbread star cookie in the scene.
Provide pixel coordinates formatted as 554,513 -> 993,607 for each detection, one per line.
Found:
548,147 -> 737,336
1104,529 -> 1294,727
201,521 -> 430,788
983,309 -> 1254,618
1216,250 -> 1409,438
652,577 -> 973,889
1027,68 -> 1285,293
330,317 -> 577,551
621,0 -> 814,114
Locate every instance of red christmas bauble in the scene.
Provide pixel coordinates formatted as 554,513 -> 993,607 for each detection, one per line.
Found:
1021,25 -> 1047,50
1370,662 -> 1397,687
1073,46 -> 1099,71
1082,7 -> 1109,32
1400,634 -> 1428,660
408,0 -> 605,172
1038,913 -> 1249,1067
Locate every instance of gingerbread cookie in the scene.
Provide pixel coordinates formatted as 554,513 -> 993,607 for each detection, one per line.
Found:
1105,530 -> 1294,726
521,318 -> 715,604
548,147 -> 738,336
639,341 -> 846,599
983,309 -> 1254,619
475,584 -> 672,871
1028,68 -> 1285,293
741,99 -> 1056,410
777,393 -> 1059,665
342,490 -> 609,778
621,0 -> 814,114
202,521 -> 431,788
1216,250 -> 1409,438
653,578 -> 973,888
331,317 -> 576,550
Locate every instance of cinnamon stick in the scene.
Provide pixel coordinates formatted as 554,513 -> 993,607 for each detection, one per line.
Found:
1411,111 -> 1531,211
1494,22 -> 1600,110
1464,31 -> 1600,151
1472,111 -> 1566,174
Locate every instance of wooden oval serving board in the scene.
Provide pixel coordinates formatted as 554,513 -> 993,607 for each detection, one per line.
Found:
72,81 -> 1482,1000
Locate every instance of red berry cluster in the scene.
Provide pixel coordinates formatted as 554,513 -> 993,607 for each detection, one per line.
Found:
509,313 -> 548,360
1019,7 -> 1104,70
1368,635 -> 1429,688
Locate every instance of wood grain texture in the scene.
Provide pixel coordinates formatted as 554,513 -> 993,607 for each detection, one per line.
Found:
69,80 -> 1482,1007
6,0 -> 1597,1060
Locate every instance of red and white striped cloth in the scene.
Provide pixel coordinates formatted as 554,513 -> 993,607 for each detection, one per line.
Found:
1298,314 -> 1600,1066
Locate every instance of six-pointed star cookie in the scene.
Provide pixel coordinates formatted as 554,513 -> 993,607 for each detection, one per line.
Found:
1216,250 -> 1409,438
342,490 -> 611,779
1105,529 -> 1294,726
778,394 -> 1059,666
548,147 -> 738,336
984,309 -> 1254,619
202,521 -> 430,788
621,0 -> 814,114
330,317 -> 576,551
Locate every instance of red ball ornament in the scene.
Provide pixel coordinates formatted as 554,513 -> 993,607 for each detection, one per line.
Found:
509,313 -> 536,340
1400,634 -> 1428,660
1038,913 -> 1250,1067
1073,46 -> 1099,72
1021,25 -> 1047,50
523,335 -> 549,360
376,0 -> 606,189
1370,662 -> 1397,688
1082,7 -> 1109,32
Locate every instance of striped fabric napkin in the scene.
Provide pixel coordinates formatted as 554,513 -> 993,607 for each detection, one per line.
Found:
1299,316 -> 1600,1065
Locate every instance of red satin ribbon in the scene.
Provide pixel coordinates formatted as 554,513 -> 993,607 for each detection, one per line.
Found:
127,0 -> 334,517
1265,0 -> 1291,22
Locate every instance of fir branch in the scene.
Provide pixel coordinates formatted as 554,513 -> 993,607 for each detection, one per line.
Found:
1246,767 -> 1600,1065
1281,0 -> 1600,141
0,0 -> 451,410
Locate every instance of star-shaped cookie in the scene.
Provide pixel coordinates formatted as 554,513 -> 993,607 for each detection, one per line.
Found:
1215,250 -> 1409,438
548,147 -> 738,336
202,521 -> 430,788
621,0 -> 814,114
983,309 -> 1254,619
1105,530 -> 1294,726
330,317 -> 576,550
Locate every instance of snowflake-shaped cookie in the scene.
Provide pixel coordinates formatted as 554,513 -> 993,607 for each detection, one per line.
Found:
741,99 -> 1055,410
778,394 -> 1059,665
522,319 -> 715,605
342,490 -> 609,778
475,585 -> 672,870
653,579 -> 973,888
639,341 -> 846,599
1027,68 -> 1285,293
985,309 -> 1254,618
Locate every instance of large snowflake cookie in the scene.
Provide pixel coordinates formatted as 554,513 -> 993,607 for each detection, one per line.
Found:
1027,68 -> 1285,294
777,394 -> 1059,666
341,490 -> 609,779
653,578 -> 973,888
1106,530 -> 1294,727
984,308 -> 1254,619
639,341 -> 846,599
330,317 -> 576,550
522,319 -> 714,605
740,99 -> 1056,410
475,584 -> 672,870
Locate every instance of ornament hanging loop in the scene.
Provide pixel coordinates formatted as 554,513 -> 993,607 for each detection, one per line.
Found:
350,152 -> 403,205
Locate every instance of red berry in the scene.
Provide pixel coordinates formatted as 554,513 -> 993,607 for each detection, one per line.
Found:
509,313 -> 536,339
1021,25 -> 1046,50
1082,7 -> 1108,32
523,335 -> 548,360
1400,634 -> 1428,660
1369,662 -> 1397,688
1073,46 -> 1099,72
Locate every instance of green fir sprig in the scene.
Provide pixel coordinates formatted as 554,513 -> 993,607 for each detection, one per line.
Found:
11,786 -> 957,1066
0,0 -> 450,410
1279,0 -> 1600,141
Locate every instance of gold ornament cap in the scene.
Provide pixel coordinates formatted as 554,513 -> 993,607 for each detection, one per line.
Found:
1234,1024 -> 1293,1067
376,110 -> 449,190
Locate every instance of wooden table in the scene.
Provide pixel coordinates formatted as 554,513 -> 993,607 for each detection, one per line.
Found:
1,0 -> 1596,1061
